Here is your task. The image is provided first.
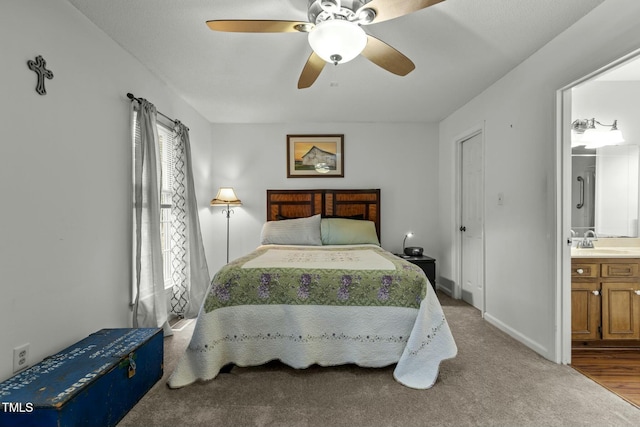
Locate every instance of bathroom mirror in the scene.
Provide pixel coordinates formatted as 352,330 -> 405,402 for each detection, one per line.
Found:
572,144 -> 639,237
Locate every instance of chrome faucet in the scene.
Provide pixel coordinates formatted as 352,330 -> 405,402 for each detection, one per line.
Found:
578,230 -> 598,248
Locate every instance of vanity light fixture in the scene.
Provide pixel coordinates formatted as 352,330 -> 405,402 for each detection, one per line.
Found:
571,118 -> 625,148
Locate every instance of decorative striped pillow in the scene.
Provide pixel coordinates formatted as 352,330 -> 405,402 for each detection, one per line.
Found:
260,214 -> 322,246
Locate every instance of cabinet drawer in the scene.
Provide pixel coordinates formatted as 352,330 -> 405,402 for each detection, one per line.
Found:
572,263 -> 598,278
601,263 -> 639,278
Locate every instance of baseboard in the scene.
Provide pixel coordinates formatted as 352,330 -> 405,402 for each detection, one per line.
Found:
484,312 -> 550,357
169,317 -> 194,332
438,276 -> 455,295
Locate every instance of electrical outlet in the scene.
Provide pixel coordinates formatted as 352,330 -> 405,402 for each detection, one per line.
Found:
13,343 -> 29,373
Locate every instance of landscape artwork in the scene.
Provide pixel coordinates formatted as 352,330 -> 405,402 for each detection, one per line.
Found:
287,134 -> 344,178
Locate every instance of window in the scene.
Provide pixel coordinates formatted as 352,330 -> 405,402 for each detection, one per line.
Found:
130,101 -> 207,320
132,112 -> 176,292
157,122 -> 175,290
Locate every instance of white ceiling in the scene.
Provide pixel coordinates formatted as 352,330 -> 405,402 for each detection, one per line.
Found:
67,0 -> 605,123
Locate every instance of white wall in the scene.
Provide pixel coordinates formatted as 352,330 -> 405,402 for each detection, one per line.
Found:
0,0 -> 213,382
438,0 -> 640,360
206,123 -> 440,274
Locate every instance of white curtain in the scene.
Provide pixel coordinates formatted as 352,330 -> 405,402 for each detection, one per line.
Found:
132,99 -> 172,336
170,122 -> 210,318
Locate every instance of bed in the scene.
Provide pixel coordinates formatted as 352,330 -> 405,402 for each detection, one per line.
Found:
168,189 -> 457,389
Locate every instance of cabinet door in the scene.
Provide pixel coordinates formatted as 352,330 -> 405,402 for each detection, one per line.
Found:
571,281 -> 601,340
601,282 -> 640,340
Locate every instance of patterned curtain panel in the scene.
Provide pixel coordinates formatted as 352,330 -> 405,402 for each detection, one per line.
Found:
132,99 -> 172,336
170,122 -> 210,318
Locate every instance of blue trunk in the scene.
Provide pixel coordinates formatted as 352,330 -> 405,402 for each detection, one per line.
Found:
0,328 -> 163,427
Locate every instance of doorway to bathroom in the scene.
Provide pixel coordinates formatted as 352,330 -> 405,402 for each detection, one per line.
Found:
559,50 -> 640,404
560,49 -> 640,361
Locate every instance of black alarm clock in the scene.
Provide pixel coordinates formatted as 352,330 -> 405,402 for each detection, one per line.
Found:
404,246 -> 423,256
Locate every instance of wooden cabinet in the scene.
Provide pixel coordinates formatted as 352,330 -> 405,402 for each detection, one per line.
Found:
571,281 -> 600,340
601,282 -> 640,340
572,258 -> 640,342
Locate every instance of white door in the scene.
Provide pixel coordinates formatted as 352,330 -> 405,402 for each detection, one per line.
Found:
460,133 -> 484,310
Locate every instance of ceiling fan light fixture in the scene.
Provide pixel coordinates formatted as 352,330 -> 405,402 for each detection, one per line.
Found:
308,19 -> 367,65
320,0 -> 341,13
355,8 -> 376,24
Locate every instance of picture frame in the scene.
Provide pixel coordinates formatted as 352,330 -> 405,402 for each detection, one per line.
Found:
286,134 -> 344,178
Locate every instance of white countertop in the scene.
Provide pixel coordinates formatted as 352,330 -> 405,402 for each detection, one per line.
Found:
571,238 -> 640,258
571,247 -> 640,258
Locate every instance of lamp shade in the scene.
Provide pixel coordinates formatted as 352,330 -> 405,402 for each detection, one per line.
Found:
308,19 -> 367,64
582,129 -> 625,149
211,187 -> 242,206
606,129 -> 625,144
580,128 -> 601,144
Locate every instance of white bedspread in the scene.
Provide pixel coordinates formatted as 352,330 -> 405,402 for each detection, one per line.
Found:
242,247 -> 396,270
168,287 -> 457,389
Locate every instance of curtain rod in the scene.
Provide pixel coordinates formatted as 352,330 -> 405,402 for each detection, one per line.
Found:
127,92 -> 189,131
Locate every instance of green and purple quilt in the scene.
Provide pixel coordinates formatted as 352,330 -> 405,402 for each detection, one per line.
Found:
168,244 -> 457,389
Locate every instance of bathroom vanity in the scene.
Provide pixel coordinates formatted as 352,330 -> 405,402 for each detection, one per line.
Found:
571,243 -> 640,344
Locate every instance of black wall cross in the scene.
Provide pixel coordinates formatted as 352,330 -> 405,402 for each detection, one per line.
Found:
27,55 -> 54,95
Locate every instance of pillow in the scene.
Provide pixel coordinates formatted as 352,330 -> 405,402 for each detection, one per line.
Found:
260,214 -> 322,246
320,218 -> 380,246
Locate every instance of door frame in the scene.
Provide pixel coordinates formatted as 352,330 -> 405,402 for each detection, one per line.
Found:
454,123 -> 486,314
556,48 -> 640,365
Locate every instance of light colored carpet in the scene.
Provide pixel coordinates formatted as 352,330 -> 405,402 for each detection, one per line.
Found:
118,294 -> 640,426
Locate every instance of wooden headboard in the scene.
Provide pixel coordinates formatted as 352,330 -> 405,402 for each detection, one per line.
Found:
266,189 -> 381,239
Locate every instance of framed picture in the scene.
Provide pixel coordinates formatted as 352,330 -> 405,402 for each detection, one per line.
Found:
287,134 -> 344,178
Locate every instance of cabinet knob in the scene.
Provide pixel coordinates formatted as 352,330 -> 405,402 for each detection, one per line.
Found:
576,268 -> 584,274
592,290 -> 600,296
635,290 -> 640,296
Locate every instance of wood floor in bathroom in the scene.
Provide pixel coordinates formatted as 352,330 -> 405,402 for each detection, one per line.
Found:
571,348 -> 640,408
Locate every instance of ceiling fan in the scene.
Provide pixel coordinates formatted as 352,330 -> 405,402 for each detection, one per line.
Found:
206,0 -> 445,89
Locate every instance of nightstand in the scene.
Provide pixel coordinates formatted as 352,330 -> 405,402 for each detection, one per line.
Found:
396,254 -> 436,291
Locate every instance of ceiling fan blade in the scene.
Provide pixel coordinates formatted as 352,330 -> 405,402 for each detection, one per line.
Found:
363,0 -> 445,25
361,35 -> 415,76
206,20 -> 313,33
298,52 -> 326,89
